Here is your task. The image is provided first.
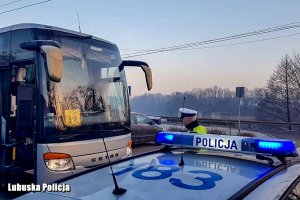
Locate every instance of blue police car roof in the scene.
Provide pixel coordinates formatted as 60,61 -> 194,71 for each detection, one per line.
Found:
17,133 -> 298,199
18,150 -> 274,200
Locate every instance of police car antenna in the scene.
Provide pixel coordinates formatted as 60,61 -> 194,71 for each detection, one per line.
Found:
101,136 -> 127,195
179,97 -> 185,166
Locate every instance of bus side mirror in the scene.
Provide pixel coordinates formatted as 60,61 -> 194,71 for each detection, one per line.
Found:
121,60 -> 152,91
40,46 -> 63,82
20,40 -> 63,82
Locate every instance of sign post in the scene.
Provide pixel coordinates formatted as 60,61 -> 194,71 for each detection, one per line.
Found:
236,87 -> 245,133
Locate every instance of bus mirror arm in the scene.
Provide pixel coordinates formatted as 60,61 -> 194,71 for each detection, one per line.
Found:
20,40 -> 63,82
121,60 -> 153,91
20,40 -> 61,50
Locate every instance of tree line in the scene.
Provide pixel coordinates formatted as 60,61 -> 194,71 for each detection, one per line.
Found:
130,86 -> 261,119
130,52 -> 300,123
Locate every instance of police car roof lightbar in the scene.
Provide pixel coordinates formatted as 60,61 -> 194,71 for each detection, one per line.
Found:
156,132 -> 298,158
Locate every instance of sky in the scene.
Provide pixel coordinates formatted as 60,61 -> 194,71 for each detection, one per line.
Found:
1,0 -> 300,96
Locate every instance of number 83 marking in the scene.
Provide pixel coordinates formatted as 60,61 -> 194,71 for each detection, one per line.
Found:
132,165 -> 223,190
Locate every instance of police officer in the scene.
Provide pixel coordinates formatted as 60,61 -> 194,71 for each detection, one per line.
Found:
178,108 -> 207,134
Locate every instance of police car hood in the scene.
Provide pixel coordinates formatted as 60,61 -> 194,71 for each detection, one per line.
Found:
18,150 -> 272,200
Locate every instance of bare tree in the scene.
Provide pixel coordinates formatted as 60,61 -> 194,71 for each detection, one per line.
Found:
259,55 -> 298,129
290,53 -> 300,119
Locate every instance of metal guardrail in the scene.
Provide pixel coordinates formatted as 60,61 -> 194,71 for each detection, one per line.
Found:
157,116 -> 300,127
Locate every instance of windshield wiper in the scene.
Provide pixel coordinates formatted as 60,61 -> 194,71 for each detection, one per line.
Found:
81,111 -> 102,116
112,122 -> 131,133
57,129 -> 120,141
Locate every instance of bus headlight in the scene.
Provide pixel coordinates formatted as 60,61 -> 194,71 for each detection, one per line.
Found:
43,153 -> 75,171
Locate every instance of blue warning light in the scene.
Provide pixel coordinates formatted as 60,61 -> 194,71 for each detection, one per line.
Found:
165,134 -> 174,141
258,141 -> 283,150
156,132 -> 175,144
254,139 -> 298,157
156,132 -> 298,157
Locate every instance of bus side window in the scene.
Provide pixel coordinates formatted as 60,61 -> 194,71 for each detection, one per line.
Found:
10,30 -> 34,61
0,32 -> 10,67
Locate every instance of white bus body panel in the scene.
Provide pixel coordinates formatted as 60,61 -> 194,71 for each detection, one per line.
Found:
36,133 -> 131,184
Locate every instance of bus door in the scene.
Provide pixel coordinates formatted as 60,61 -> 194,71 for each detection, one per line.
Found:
0,68 -> 11,186
8,61 -> 36,183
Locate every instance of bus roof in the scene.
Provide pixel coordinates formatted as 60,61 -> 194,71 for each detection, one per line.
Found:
0,23 -> 117,47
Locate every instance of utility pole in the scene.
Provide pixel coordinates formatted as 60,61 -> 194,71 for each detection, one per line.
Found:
77,12 -> 81,33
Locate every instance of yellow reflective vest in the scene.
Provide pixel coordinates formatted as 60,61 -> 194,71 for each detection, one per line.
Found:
188,125 -> 207,134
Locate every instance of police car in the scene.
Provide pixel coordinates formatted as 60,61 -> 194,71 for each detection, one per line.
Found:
17,132 -> 300,200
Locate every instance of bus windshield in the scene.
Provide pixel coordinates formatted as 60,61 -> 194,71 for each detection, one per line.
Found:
43,37 -> 129,141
